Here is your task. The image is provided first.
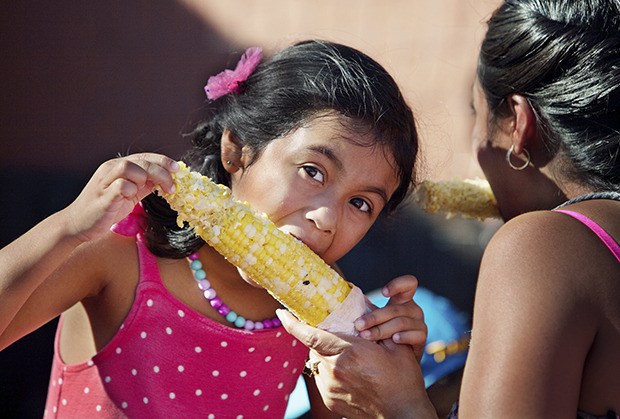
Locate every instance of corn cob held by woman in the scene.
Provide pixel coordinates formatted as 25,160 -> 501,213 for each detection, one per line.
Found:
414,178 -> 500,220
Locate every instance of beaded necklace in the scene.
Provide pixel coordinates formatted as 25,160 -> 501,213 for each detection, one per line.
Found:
187,252 -> 281,331
554,191 -> 620,208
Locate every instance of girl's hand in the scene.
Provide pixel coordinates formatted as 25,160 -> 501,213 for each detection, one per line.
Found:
277,309 -> 437,418
355,275 -> 427,361
62,153 -> 179,243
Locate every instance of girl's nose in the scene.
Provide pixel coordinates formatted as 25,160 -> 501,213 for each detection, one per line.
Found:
305,205 -> 338,234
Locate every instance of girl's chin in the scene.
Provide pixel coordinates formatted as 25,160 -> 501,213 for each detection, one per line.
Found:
237,267 -> 264,289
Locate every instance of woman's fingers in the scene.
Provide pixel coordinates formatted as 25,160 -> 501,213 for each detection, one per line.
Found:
276,309 -> 350,356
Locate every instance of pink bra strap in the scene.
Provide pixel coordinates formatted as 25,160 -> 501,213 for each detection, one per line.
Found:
554,209 -> 620,263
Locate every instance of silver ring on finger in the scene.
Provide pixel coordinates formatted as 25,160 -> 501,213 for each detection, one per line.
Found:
304,358 -> 321,377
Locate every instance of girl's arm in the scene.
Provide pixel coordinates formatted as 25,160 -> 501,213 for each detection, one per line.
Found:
0,153 -> 178,349
459,212 -> 595,417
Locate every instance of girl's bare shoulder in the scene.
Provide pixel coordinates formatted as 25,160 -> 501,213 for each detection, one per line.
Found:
78,231 -> 140,294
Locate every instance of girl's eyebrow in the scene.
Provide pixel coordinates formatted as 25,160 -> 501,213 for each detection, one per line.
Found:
308,145 -> 343,170
307,144 -> 389,205
365,186 -> 389,205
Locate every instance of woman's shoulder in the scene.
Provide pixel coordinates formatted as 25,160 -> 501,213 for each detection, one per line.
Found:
483,210 -> 580,264
478,211 -> 590,304
478,208 -> 618,308
486,207 -> 617,263
499,203 -> 618,261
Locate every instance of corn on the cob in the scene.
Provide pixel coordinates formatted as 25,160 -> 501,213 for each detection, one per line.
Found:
157,161 -> 353,327
414,178 -> 500,220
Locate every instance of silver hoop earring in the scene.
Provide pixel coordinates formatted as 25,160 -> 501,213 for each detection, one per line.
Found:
506,145 -> 530,170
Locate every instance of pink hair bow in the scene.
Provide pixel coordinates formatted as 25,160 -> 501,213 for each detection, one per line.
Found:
204,47 -> 263,100
110,202 -> 146,237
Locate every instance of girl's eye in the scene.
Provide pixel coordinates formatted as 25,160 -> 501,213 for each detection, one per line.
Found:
303,166 -> 324,183
350,197 -> 372,214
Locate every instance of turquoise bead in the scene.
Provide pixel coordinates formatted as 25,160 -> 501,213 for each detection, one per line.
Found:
194,269 -> 206,280
234,316 -> 246,328
226,311 -> 238,323
190,260 -> 202,270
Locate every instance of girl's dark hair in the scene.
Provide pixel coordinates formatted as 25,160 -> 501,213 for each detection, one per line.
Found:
142,39 -> 419,258
478,0 -> 620,192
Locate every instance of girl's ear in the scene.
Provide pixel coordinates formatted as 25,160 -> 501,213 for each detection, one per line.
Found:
221,129 -> 243,173
507,94 -> 536,155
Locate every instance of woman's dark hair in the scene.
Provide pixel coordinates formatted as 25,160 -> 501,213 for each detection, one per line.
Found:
478,0 -> 620,192
142,39 -> 419,258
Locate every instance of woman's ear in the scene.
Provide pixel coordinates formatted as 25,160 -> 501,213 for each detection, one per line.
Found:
507,94 -> 536,155
221,129 -> 243,173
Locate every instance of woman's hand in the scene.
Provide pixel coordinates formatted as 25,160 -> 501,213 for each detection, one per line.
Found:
278,309 -> 437,418
356,275 -> 427,361
61,153 -> 178,243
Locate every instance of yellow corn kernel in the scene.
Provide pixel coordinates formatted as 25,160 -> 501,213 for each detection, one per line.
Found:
414,178 -> 500,220
157,161 -> 353,327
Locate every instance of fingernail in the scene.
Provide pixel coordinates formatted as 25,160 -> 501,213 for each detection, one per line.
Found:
275,309 -> 288,324
354,318 -> 365,330
170,161 -> 180,170
393,333 -> 401,342
360,330 -> 371,339
382,286 -> 389,296
168,184 -> 176,193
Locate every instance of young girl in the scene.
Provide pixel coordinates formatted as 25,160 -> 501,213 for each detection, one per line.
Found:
0,40 -> 426,418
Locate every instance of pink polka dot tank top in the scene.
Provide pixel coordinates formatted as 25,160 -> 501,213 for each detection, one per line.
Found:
44,227 -> 309,418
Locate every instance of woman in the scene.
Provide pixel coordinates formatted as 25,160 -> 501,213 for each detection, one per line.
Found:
277,0 -> 620,417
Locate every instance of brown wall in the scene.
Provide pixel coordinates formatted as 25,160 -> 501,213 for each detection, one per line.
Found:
1,0 -> 500,178
186,0 -> 501,180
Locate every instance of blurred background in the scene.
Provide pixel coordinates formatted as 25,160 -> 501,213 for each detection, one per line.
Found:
0,0 -> 501,416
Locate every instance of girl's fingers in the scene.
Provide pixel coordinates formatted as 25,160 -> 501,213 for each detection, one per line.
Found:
392,329 -> 427,347
132,153 -> 179,194
107,178 -> 140,200
355,300 -> 424,332
358,316 -> 427,342
67,153 -> 179,241
100,153 -> 178,199
381,275 -> 419,304
393,329 -> 427,361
